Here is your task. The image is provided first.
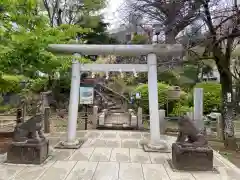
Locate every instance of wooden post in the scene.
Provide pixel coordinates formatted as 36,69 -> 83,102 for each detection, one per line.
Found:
84,105 -> 88,130
41,91 -> 51,133
44,107 -> 51,133
21,100 -> 26,122
16,108 -> 23,124
137,107 -> 143,129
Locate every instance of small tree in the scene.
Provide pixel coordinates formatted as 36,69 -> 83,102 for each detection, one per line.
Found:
198,0 -> 240,149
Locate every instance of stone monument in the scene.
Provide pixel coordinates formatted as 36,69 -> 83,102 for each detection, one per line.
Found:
171,115 -> 213,171
7,110 -> 49,164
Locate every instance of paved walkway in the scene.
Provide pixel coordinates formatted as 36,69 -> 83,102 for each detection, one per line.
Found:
1,130 -> 240,180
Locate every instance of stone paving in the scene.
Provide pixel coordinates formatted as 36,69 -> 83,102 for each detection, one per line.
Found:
1,130 -> 240,180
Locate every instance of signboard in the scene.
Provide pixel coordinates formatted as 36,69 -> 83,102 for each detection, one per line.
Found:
135,92 -> 141,99
80,86 -> 94,104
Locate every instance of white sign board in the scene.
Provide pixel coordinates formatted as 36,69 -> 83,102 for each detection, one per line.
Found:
80,87 -> 94,104
136,92 -> 141,99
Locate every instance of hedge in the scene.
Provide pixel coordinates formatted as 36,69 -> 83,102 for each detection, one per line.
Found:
133,82 -> 189,114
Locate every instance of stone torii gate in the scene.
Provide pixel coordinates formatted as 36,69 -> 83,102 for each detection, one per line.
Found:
48,44 -> 183,150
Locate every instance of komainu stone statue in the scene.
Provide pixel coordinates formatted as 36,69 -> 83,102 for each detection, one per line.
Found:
172,115 -> 213,171
7,110 -> 49,164
12,114 -> 45,143
176,115 -> 208,146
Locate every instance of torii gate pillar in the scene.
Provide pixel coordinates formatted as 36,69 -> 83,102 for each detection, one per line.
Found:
147,53 -> 162,145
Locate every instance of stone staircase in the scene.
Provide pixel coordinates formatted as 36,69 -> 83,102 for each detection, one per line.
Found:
98,109 -> 138,130
94,83 -> 138,129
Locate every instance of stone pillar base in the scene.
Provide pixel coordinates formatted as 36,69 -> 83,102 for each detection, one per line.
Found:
54,139 -> 85,149
140,139 -> 171,153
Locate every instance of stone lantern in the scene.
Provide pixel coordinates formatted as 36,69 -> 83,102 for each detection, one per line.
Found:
167,86 -> 181,100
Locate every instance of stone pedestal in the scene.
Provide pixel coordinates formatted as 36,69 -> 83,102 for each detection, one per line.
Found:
55,139 -> 85,149
140,138 -> 170,153
7,139 -> 49,165
172,143 -> 213,171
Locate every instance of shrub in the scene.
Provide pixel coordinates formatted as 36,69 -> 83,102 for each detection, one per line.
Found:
169,102 -> 193,116
131,34 -> 148,44
0,104 -> 12,113
189,82 -> 221,114
0,75 -> 27,93
133,83 -> 169,113
29,78 -> 48,92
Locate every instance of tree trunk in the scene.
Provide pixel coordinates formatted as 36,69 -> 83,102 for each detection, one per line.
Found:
235,84 -> 240,115
217,63 -> 238,149
165,31 -> 176,44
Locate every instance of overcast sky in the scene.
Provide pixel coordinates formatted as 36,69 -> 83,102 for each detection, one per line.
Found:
103,0 -> 124,29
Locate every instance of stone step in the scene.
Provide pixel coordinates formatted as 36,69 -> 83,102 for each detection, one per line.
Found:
97,123 -> 136,130
104,123 -> 130,127
107,102 -> 117,107
0,120 -> 15,127
108,110 -> 126,113
109,105 -> 123,110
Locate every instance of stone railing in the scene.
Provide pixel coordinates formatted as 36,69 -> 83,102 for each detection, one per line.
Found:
98,109 -> 108,126
128,109 -> 137,128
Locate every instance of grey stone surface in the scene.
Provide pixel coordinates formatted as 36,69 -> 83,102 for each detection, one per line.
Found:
90,148 -> 112,162
81,139 -> 94,148
51,149 -> 75,161
92,162 -> 119,180
163,160 -> 196,180
76,131 -> 87,138
225,167 -> 240,179
129,132 -> 143,139
118,132 -> 130,139
0,164 -> 25,180
1,130 -> 240,180
213,157 -> 225,167
105,140 -> 121,148
69,148 -> 94,161
90,139 -> 106,147
102,132 -> 117,139
48,137 -> 60,146
110,148 -> 130,162
65,161 -> 97,180
87,131 -> 102,138
49,132 -> 65,137
142,132 -> 150,139
14,161 -> 55,180
119,163 -> 144,180
130,149 -> 151,163
121,140 -> 139,148
149,153 -> 168,164
142,164 -> 170,180
38,161 -> 76,180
